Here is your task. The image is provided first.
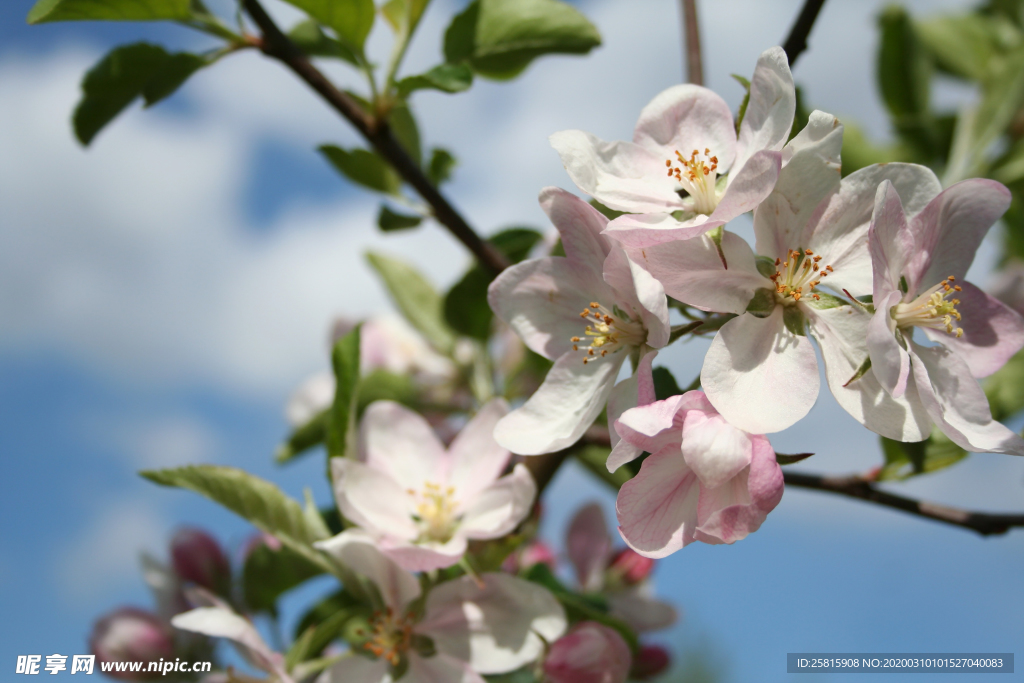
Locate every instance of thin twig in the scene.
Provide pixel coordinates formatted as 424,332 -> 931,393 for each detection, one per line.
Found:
241,0 -> 510,275
781,0 -> 827,68
680,0 -> 703,85
783,471 -> 1024,537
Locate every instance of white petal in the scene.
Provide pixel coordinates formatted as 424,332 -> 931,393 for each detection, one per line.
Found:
419,574 -> 567,675
602,246 -> 670,349
681,409 -> 753,490
332,459 -> 418,540
313,529 -> 421,612
360,401 -> 447,492
458,464 -> 536,539
404,653 -> 486,683
604,211 -> 722,248
868,180 -> 913,297
701,310 -> 819,434
316,655 -> 391,683
607,588 -> 677,633
379,536 -> 468,573
493,351 -> 621,455
446,399 -> 512,503
171,608 -> 282,677
733,46 -> 795,179
632,84 -> 737,172
539,187 -> 612,270
710,149 -> 782,223
285,372 -> 335,427
606,350 -> 658,456
866,291 -> 910,398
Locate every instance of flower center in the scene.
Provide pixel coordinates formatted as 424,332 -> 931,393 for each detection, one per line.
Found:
361,608 -> 415,666
407,482 -> 458,543
768,248 -> 834,304
570,302 -> 646,364
666,148 -> 720,215
892,275 -> 963,337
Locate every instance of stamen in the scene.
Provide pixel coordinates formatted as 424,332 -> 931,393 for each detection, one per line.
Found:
768,247 -> 836,306
569,301 -> 646,364
664,147 -> 721,215
891,275 -> 964,337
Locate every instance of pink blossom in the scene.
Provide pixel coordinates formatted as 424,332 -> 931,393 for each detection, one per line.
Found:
543,622 -> 632,683
90,607 -> 175,680
613,392 -> 784,556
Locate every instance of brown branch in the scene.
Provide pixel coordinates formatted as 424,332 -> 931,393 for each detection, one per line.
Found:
241,0 -> 510,275
783,470 -> 1024,537
680,0 -> 703,85
781,0 -> 827,68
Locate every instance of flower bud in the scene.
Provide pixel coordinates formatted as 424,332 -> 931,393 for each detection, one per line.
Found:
543,622 -> 632,683
169,527 -> 231,595
606,547 -> 655,586
631,644 -> 671,680
501,540 -> 557,574
89,607 -> 175,680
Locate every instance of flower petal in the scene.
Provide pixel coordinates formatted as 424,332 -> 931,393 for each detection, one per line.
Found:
458,464 -> 536,540
378,536 -> 468,573
606,587 -> 677,633
566,502 -> 611,591
603,247 -> 670,348
493,351 -> 621,455
606,350 -> 657,459
753,110 -> 843,259
419,574 -> 567,675
331,458 -> 418,541
610,391 -> 713,472
171,608 -> 286,680
710,149 -> 782,224
313,529 -> 421,611
616,446 -> 699,557
911,179 -> 1012,294
733,46 -> 795,179
604,212 -> 722,248
549,130 -> 680,213
632,84 -> 737,172
866,290 -> 911,398
360,401 -> 446,491
316,655 -> 391,683
868,180 -> 914,297
540,187 -> 612,267
924,281 -> 1024,378
681,409 -> 753,490
627,230 -> 767,314
701,310 -> 819,434
909,342 -> 1024,455
286,372 -> 335,427
446,399 -> 512,502
405,653 -> 486,683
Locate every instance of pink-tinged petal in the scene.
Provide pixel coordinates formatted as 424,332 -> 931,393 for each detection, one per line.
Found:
924,281 -> 1024,377
701,310 -> 819,434
607,350 -> 658,456
909,343 -> 1024,455
610,392 -> 712,472
710,149 -> 782,224
550,130 -> 680,213
419,574 -> 567,674
543,621 -> 632,683
540,187 -> 612,267
171,608 -> 290,681
405,653 -> 486,683
754,111 -> 843,259
488,256 -> 613,360
632,84 -> 737,172
317,654 -> 391,683
628,230 -> 767,314
810,305 -> 930,441
681,410 -> 753,490
604,212 -> 723,248
910,179 -> 1012,294
566,502 -> 611,591
695,435 -> 783,544
493,351 -> 622,455
616,446 -> 699,557
606,587 -> 677,633
866,290 -> 911,398
313,529 -> 421,611
733,46 -> 795,178
868,181 -> 914,297
806,163 -> 941,297
379,536 -> 468,573
446,399 -> 512,502
360,401 -> 446,491
603,247 -> 671,348
332,459 -> 418,540
458,464 -> 535,539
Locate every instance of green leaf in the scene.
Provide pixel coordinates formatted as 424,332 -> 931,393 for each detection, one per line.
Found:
382,0 -> 431,33
574,443 -> 630,489
288,19 -> 359,65
972,46 -> 1024,164
356,369 -> 419,412
396,63 -> 473,96
367,251 -> 456,353
879,430 -> 968,480
73,43 -> 207,145
378,205 -> 423,232
243,542 -> 324,613
789,85 -> 811,142
295,590 -> 364,638
278,0 -> 376,53
444,0 -> 601,80
588,198 -> 625,220
916,14 -> 1002,81
427,147 -> 457,185
984,346 -> 1024,421
275,410 -> 328,464
731,73 -> 750,135
877,5 -> 935,155
993,137 -> 1024,184
667,320 -> 703,344
319,145 -> 402,195
327,325 -> 361,459
443,228 -> 544,340
388,101 -> 422,166
28,0 -> 190,23
140,465 -> 333,571
651,366 -> 682,400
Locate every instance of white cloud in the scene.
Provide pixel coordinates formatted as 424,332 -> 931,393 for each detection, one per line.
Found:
87,413 -> 222,470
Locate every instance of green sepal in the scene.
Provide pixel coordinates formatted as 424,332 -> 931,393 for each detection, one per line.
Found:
783,305 -> 807,336
731,73 -> 751,134
803,291 -> 850,309
776,452 -> 815,465
844,356 -> 872,387
745,288 -> 778,319
755,255 -> 777,278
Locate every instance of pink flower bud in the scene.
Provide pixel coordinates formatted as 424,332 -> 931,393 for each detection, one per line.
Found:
631,644 -> 671,679
501,540 -> 557,574
543,622 -> 632,683
169,527 -> 231,595
89,607 -> 175,680
607,547 -> 655,585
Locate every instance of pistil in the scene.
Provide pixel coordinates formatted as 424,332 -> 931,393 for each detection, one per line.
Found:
768,248 -> 834,304
892,275 -> 963,337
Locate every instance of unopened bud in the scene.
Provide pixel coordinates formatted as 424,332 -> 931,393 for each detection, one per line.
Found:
543,622 -> 632,683
89,607 -> 175,680
607,547 -> 654,586
501,540 -> 557,574
169,527 -> 231,595
631,644 -> 671,680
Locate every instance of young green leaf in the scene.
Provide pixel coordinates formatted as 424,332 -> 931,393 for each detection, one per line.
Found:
142,52 -> 207,106
396,63 -> 474,97
984,346 -> 1024,421
28,0 -> 191,23
277,0 -> 376,53
388,101 -> 422,166
915,14 -> 1001,81
878,430 -> 967,480
426,148 -> 457,185
378,205 -> 423,232
243,542 -> 325,614
275,410 -> 328,464
366,251 -> 456,353
288,19 -> 359,65
319,145 -> 402,195
327,326 -> 361,459
651,366 -> 682,400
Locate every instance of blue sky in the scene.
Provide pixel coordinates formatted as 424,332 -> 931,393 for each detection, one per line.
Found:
1,0 -> 1022,681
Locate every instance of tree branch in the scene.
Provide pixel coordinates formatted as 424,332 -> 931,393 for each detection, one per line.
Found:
781,0 -> 827,68
241,0 -> 510,275
783,470 -> 1024,537
680,0 -> 703,86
